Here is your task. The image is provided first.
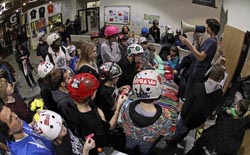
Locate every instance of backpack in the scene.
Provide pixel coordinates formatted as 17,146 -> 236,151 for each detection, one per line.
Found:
47,46 -> 67,65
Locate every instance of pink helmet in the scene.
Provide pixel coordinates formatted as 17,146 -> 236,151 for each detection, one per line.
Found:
105,25 -> 119,38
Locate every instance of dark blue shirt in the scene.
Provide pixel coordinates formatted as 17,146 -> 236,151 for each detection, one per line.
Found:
189,37 -> 217,80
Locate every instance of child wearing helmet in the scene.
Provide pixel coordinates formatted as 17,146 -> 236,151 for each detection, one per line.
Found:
37,61 -> 58,112
98,62 -> 130,121
117,44 -> 144,88
101,25 -> 121,63
120,70 -> 175,154
36,31 -> 49,62
140,27 -> 155,43
33,110 -> 95,155
67,73 -> 127,154
67,45 -> 79,73
139,37 -> 157,70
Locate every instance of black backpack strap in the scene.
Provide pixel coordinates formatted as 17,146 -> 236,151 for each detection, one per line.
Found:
61,46 -> 66,54
47,53 -> 55,65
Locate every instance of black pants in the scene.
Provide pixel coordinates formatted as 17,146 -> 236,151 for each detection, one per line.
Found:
23,71 -> 36,87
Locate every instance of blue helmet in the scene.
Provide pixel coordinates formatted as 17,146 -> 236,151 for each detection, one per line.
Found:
141,27 -> 149,35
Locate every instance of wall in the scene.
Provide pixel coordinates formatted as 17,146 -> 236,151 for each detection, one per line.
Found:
222,0 -> 250,58
99,0 -> 222,34
223,0 -> 250,32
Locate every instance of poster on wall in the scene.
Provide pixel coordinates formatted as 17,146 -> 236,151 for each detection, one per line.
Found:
30,18 -> 46,37
104,6 -> 130,25
144,14 -> 160,24
48,14 -> 62,32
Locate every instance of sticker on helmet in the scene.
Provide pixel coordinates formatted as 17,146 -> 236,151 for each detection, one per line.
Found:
133,78 -> 157,86
135,46 -> 141,51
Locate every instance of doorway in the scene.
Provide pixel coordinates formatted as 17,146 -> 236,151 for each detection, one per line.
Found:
78,7 -> 99,34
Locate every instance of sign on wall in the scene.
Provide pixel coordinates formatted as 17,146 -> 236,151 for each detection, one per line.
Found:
144,14 -> 160,24
104,6 -> 130,25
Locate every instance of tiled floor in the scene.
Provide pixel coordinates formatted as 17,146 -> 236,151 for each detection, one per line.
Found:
5,50 -> 196,155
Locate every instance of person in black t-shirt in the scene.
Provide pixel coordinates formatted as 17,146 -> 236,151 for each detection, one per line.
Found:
99,62 -> 130,121
67,73 -> 127,155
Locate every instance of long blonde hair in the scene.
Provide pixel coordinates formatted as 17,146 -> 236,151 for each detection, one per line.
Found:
77,41 -> 96,71
0,78 -> 8,102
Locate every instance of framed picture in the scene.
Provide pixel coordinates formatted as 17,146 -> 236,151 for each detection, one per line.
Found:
48,14 -> 62,32
30,18 -> 46,37
104,6 -> 130,25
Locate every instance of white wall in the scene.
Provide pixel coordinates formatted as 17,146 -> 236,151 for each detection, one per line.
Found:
223,0 -> 250,32
99,0 -> 222,34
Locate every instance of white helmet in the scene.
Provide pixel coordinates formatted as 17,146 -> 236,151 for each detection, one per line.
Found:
99,62 -> 122,80
38,31 -> 46,40
139,37 -> 147,44
46,33 -> 60,46
33,110 -> 62,140
127,44 -> 144,56
67,45 -> 76,55
132,70 -> 163,100
127,38 -> 138,46
167,30 -> 174,35
37,61 -> 54,78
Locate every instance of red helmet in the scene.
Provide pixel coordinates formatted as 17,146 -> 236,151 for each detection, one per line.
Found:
164,65 -> 174,81
105,25 -> 119,38
67,73 -> 100,102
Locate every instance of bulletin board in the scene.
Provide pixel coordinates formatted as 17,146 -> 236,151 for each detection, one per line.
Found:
104,6 -> 130,25
30,18 -> 46,37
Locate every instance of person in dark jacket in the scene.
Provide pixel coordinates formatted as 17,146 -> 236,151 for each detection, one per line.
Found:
186,100 -> 250,155
50,68 -> 77,134
58,24 -> 71,47
36,31 -> 49,62
117,44 -> 144,88
174,54 -> 194,100
149,20 -> 160,43
166,64 -> 225,147
15,43 -> 37,89
73,15 -> 81,35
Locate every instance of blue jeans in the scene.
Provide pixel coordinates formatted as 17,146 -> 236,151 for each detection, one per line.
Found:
126,136 -> 155,155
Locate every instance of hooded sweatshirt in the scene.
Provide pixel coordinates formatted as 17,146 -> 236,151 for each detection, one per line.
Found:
52,90 -> 77,132
181,79 -> 223,130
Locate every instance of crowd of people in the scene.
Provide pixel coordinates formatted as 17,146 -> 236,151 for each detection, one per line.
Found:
0,17 -> 250,155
